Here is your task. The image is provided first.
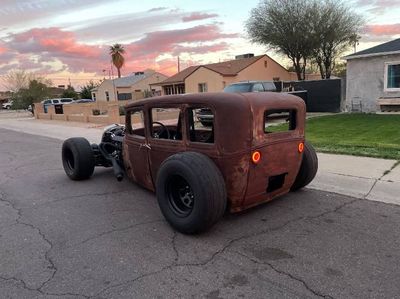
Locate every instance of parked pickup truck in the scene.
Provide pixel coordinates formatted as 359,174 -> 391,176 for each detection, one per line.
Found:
196,81 -> 306,126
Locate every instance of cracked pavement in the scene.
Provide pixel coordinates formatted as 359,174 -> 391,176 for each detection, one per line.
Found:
1,128 -> 400,299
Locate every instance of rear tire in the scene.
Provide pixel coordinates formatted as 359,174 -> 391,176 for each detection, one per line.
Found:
156,152 -> 226,234
62,137 -> 95,180
291,141 -> 318,191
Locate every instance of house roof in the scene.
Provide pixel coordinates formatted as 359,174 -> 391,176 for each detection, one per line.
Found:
113,73 -> 147,87
158,66 -> 200,85
203,55 -> 266,76
158,55 -> 273,85
344,38 -> 400,60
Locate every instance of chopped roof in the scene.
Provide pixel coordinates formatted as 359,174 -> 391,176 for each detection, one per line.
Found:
344,38 -> 400,60
158,55 -> 271,85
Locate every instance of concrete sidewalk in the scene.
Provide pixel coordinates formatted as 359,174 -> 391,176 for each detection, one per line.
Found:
1,116 -> 399,206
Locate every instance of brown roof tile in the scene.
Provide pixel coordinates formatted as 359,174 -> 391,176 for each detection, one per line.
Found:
159,66 -> 200,84
158,55 -> 268,85
204,55 -> 265,75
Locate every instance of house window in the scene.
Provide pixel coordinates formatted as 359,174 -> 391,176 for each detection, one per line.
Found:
92,93 -> 96,101
198,83 -> 208,93
385,62 -> 400,91
118,93 -> 132,101
105,91 -> 110,101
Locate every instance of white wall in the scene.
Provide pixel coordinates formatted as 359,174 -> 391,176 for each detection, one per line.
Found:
346,54 -> 400,112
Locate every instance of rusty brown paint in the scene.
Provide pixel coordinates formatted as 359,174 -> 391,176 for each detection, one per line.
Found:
123,92 -> 306,213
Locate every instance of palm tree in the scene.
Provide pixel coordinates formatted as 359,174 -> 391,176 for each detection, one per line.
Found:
109,44 -> 125,78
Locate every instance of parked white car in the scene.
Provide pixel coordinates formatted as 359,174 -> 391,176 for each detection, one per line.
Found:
41,98 -> 75,105
2,101 -> 13,109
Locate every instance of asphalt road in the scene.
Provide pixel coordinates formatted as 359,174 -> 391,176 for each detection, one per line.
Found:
0,128 -> 399,299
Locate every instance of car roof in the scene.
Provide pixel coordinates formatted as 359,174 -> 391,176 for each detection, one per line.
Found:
126,92 -> 301,110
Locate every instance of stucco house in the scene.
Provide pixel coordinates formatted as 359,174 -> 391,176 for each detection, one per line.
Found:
155,54 -> 296,95
92,70 -> 167,102
344,38 -> 400,112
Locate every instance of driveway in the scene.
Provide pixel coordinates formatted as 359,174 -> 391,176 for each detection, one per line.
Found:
0,128 -> 399,298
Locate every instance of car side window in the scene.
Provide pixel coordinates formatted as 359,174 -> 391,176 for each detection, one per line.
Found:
264,109 -> 297,133
187,107 -> 214,144
53,100 -> 59,104
262,82 -> 276,91
128,110 -> 145,137
251,83 -> 264,92
151,108 -> 182,140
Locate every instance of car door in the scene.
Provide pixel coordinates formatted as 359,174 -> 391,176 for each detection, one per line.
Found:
147,105 -> 185,184
123,107 -> 154,190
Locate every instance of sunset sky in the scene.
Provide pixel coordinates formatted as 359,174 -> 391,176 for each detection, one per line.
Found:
0,0 -> 400,89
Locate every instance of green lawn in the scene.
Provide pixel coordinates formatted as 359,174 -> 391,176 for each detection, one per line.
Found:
304,114 -> 400,160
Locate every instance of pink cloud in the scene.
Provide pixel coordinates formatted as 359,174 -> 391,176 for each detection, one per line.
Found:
9,27 -> 102,58
125,25 -> 238,58
363,23 -> 400,35
182,12 -> 218,22
1,24 -> 239,77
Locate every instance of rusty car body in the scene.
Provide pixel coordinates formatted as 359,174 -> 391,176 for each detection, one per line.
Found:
61,92 -> 318,234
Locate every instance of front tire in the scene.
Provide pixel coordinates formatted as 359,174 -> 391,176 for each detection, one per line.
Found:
291,141 -> 318,191
156,152 -> 227,234
62,137 -> 95,180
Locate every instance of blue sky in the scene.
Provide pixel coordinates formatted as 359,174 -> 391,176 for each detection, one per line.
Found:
0,0 -> 399,88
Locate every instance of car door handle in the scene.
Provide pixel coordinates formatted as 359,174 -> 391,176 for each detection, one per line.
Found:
140,143 -> 151,150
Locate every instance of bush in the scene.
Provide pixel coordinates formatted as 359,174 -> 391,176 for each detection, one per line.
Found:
92,109 -> 100,116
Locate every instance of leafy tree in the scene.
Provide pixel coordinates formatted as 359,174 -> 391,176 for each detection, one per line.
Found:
246,0 -> 316,80
11,79 -> 50,109
61,85 -> 78,100
332,62 -> 347,78
246,0 -> 363,80
311,1 -> 363,79
109,44 -> 125,78
80,80 -> 100,99
1,70 -> 50,92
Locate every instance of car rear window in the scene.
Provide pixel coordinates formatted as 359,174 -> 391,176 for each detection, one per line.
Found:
223,83 -> 252,93
264,109 -> 297,133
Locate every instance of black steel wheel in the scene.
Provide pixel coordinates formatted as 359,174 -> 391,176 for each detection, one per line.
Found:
166,175 -> 195,217
156,152 -> 227,234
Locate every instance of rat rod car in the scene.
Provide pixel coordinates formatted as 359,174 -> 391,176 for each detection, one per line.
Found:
61,92 -> 318,234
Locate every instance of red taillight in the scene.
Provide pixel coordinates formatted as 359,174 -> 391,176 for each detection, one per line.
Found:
298,142 -> 304,153
251,151 -> 261,164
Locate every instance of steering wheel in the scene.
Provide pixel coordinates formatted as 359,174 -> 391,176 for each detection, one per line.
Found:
152,122 -> 170,139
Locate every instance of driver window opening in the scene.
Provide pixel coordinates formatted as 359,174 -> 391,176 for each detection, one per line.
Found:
151,108 -> 182,140
188,107 -> 214,144
129,110 -> 145,137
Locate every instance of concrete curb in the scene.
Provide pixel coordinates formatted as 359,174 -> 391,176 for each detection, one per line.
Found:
309,153 -> 400,206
